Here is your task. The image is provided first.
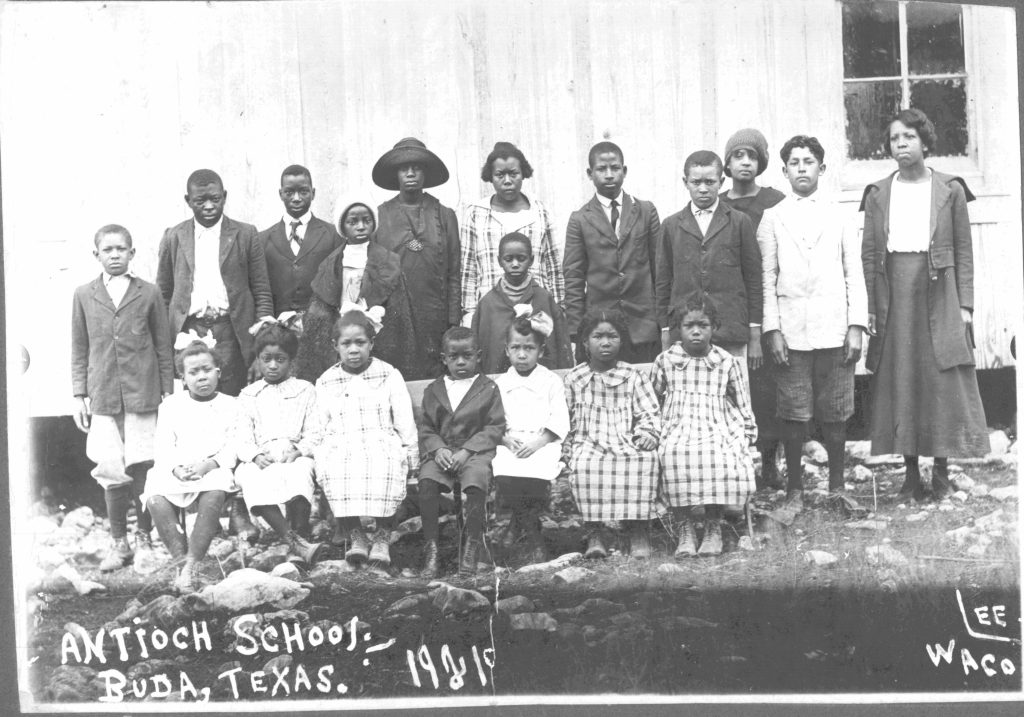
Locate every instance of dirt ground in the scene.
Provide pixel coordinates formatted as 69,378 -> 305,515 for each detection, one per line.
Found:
23,443 -> 1022,705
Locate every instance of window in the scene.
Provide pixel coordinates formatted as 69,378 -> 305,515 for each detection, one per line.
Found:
842,1 -> 968,160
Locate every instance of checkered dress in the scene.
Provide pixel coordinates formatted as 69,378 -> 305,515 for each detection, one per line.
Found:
460,194 -> 565,316
313,359 -> 418,517
563,362 -> 661,521
650,344 -> 757,507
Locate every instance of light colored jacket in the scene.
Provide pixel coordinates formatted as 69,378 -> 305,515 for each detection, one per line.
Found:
758,193 -> 868,350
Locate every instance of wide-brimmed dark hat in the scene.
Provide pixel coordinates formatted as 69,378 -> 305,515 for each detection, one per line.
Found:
371,137 -> 450,190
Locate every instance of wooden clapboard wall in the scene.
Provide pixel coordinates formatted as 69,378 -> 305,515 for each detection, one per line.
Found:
1,0 -> 1018,416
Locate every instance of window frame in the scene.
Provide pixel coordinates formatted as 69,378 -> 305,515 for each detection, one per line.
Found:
839,0 -> 980,192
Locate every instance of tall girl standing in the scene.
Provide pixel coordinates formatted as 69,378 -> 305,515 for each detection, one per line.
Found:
372,138 -> 461,379
313,311 -> 419,566
564,309 -> 660,559
861,108 -> 989,500
651,300 -> 757,557
461,142 -> 565,324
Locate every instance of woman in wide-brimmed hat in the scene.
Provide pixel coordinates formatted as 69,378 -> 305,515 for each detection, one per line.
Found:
372,138 -> 460,379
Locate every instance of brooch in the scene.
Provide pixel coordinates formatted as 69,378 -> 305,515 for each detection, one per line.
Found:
407,238 -> 424,252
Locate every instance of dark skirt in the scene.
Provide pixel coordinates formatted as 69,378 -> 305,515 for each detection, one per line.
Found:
869,252 -> 989,457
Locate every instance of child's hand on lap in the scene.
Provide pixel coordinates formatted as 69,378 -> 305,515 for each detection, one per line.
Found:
515,435 -> 550,459
254,453 -> 273,469
449,449 -> 471,471
503,435 -> 523,451
281,446 -> 302,463
435,447 -> 454,470
633,434 -> 657,451
173,465 -> 198,481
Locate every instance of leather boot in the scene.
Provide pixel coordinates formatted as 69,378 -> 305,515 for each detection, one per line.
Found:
584,526 -> 608,559
697,518 -> 723,557
931,459 -> 953,501
898,457 -> 926,502
628,521 -> 652,559
286,499 -> 312,539
345,527 -> 369,564
674,515 -> 697,558
287,530 -> 328,564
99,537 -> 134,572
368,529 -> 391,566
229,497 -> 260,545
421,539 -> 440,579
459,537 -> 481,578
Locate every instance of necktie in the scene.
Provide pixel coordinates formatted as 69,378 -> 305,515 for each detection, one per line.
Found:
289,220 -> 301,248
610,199 -> 619,233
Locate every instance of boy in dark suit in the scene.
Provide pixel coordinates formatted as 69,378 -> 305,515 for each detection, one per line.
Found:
655,151 -> 763,376
418,327 -> 505,578
156,168 -> 273,541
563,141 -> 663,362
258,164 -> 343,316
72,225 -> 174,570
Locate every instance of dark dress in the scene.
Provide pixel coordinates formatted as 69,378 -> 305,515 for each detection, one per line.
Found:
295,240 -> 420,383
376,193 -> 461,379
720,186 -> 786,442
471,278 -> 573,375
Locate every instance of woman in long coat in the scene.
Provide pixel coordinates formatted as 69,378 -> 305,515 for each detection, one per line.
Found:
372,138 -> 461,379
860,108 -> 989,501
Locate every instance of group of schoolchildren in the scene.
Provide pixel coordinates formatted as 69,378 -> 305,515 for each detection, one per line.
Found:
71,127 -> 869,593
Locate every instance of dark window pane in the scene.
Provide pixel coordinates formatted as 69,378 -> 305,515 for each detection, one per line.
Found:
907,2 -> 964,74
845,81 -> 902,159
910,79 -> 968,156
843,1 -> 900,78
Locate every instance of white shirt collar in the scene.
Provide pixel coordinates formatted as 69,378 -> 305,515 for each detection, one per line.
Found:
596,191 -> 624,209
791,190 -> 822,202
691,198 -> 719,216
103,271 -> 132,285
193,217 -> 223,236
283,211 -> 312,227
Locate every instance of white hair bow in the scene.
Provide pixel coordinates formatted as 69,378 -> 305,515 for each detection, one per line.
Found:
248,311 -> 303,336
512,304 -> 554,338
339,300 -> 385,333
174,330 -> 217,351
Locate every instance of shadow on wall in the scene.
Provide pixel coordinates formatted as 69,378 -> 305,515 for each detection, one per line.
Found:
26,368 -> 1017,511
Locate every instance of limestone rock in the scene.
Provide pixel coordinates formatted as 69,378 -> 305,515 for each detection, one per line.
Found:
906,511 -> 929,523
307,560 -> 357,587
44,665 -> 100,702
803,441 -> 828,465
866,545 -> 908,566
737,536 -> 755,551
269,561 -> 303,581
847,519 -> 888,531
988,486 -> 1017,502
553,566 -> 594,585
553,598 -> 626,619
263,654 -> 293,674
804,550 -> 838,566
430,583 -> 491,616
508,612 -> 558,632
515,552 -> 582,574
851,465 -> 873,484
846,441 -> 872,463
951,474 -> 975,492
951,491 -> 968,503
384,593 -> 431,615
248,544 -> 292,572
657,562 -> 687,575
494,595 -> 535,615
864,454 -> 903,467
189,568 -> 311,612
987,430 -> 1011,457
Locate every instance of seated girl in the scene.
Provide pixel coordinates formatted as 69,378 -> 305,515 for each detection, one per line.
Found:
143,339 -> 239,594
234,322 -> 328,563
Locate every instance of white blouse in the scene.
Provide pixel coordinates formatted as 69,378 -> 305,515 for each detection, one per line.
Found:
887,176 -> 932,253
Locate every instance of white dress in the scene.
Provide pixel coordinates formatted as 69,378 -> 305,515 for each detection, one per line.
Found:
492,364 -> 569,480
233,377 -> 318,507
313,359 -> 418,516
143,392 -> 238,508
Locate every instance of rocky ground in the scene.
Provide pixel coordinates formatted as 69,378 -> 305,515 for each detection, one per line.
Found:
23,433 -> 1021,705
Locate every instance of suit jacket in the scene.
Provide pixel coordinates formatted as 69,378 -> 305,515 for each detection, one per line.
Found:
562,193 -> 662,343
655,201 -> 762,345
71,275 -> 174,414
860,170 -> 976,372
156,215 -> 273,364
419,374 -> 506,460
758,194 -> 868,350
259,215 -> 343,314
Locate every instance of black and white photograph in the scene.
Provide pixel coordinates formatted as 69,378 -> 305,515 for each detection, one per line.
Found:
2,0 -> 1022,711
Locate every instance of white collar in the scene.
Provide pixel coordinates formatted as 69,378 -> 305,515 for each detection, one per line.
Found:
193,217 -> 223,236
469,191 -> 537,212
691,199 -> 719,216
283,211 -> 312,227
596,191 -> 624,209
790,189 -> 822,202
102,271 -> 132,285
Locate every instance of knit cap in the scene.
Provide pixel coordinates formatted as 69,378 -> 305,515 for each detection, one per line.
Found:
723,128 -> 769,177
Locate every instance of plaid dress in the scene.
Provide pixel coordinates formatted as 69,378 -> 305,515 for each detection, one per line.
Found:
563,362 -> 661,521
460,194 -> 564,317
313,359 -> 418,517
650,344 -> 757,507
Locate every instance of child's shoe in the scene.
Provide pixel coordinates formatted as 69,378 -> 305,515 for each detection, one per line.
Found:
229,498 -> 260,545
674,517 -> 697,558
174,558 -> 198,594
697,520 -> 723,557
421,540 -> 440,579
99,537 -> 134,572
459,537 -> 481,578
135,530 -> 153,553
286,499 -> 313,540
287,530 -> 328,564
345,528 -> 369,564
931,460 -> 953,502
628,523 -> 652,559
368,529 -> 391,566
584,531 -> 608,560
784,489 -> 804,513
